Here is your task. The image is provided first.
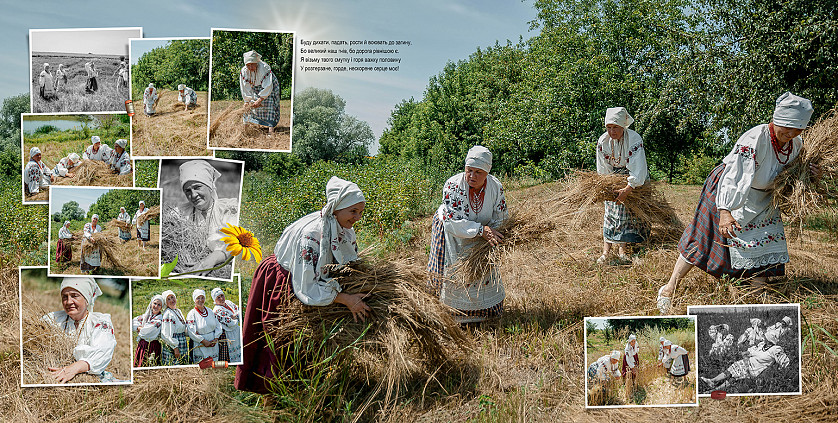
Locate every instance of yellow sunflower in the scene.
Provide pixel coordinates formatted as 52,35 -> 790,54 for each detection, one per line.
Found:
219,223 -> 263,262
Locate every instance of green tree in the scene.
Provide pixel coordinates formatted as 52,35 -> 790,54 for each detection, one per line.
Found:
292,88 -> 374,164
132,39 -> 211,100
59,201 -> 85,222
211,30 -> 294,101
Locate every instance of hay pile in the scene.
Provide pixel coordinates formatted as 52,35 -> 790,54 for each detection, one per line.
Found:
266,258 -> 471,405
551,171 -> 683,240
208,100 -> 290,150
136,205 -> 160,227
80,234 -> 125,269
161,206 -> 230,279
131,89 -> 211,157
772,107 -> 838,234
52,159 -> 132,187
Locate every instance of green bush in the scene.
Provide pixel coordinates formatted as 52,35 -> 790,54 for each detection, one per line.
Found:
678,153 -> 719,185
134,160 -> 159,188
0,179 -> 48,264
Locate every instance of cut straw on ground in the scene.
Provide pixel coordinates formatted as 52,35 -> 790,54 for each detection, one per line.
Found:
208,100 -> 291,150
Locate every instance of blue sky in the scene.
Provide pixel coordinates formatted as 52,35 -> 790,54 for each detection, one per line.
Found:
1,0 -> 537,150
49,186 -> 112,215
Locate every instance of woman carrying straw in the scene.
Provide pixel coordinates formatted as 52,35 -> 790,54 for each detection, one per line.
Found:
42,277 -> 117,383
38,63 -> 57,100
132,294 -> 165,367
143,83 -> 158,116
700,330 -> 789,391
83,136 -> 112,162
117,207 -> 132,242
177,84 -> 198,111
595,107 -> 649,265
81,214 -> 103,273
427,145 -> 508,323
657,93 -> 816,314
239,50 -> 281,135
84,61 -> 98,94
187,289 -> 222,363
52,152 -> 81,179
108,139 -> 132,175
178,160 -> 239,276
24,147 -> 54,197
235,176 -> 371,393
56,221 -> 76,263
133,201 -> 150,250
160,290 -> 191,366
211,287 -> 241,363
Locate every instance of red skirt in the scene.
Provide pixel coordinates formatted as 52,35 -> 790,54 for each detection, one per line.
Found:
234,254 -> 294,394
56,239 -> 72,262
134,339 -> 161,367
621,353 -> 639,379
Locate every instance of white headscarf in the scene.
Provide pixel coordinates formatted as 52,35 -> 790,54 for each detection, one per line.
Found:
274,176 -> 366,280
162,289 -> 176,305
115,139 -> 127,149
663,339 -> 672,347
91,135 -> 101,145
29,147 -> 41,160
243,50 -> 262,64
605,107 -> 634,128
64,220 -> 70,228
773,92 -> 813,129
782,316 -> 792,326
610,350 -> 621,361
148,83 -> 154,88
120,207 -> 126,213
91,214 -> 99,221
68,152 -> 80,162
178,84 -> 185,91
60,277 -> 102,309
192,289 -> 206,303
43,62 -> 50,70
765,330 -> 779,345
628,334 -> 636,341
211,287 -> 224,301
750,318 -> 762,327
465,145 -> 492,173
659,336 -> 666,343
141,294 -> 166,326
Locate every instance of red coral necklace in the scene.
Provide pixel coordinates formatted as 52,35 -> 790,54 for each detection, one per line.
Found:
769,123 -> 793,165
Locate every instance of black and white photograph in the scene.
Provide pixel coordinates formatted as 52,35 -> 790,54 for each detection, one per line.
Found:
130,274 -> 243,369
689,304 -> 802,396
29,27 -> 142,113
19,267 -> 132,386
158,158 -> 244,281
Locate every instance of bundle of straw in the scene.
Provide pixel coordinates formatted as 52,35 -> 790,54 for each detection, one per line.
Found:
208,103 -> 251,137
109,218 -> 132,232
551,171 -> 683,240
81,234 -> 125,269
161,207 -> 230,278
135,205 -> 160,227
265,258 -> 471,405
771,107 -> 838,234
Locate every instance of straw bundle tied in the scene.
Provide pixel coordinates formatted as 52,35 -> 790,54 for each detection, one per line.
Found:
109,218 -> 132,232
771,106 -> 838,235
80,234 -> 125,269
136,205 -> 160,227
265,258 -> 471,405
551,171 -> 683,240
208,103 -> 251,138
160,206 -> 230,277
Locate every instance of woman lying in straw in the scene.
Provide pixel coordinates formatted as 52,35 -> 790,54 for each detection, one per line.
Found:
700,330 -> 789,393
240,50 -> 281,136
178,160 -> 239,276
737,318 -> 766,350
132,294 -> 164,367
595,107 -> 649,265
187,289 -> 222,364
42,277 -> 118,383
427,145 -> 508,323
52,152 -> 81,179
160,290 -> 192,366
24,147 -> 54,197
56,221 -> 76,263
235,176 -> 371,394
657,93 -> 819,313
81,214 -> 103,273
117,207 -> 132,242
211,287 -> 241,363
133,201 -> 151,249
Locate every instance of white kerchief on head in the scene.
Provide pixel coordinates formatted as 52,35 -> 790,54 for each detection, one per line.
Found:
178,84 -> 185,91
29,147 -> 41,160
605,107 -> 634,128
69,152 -> 80,162
148,83 -> 154,88
43,63 -> 50,70
629,334 -> 636,341
464,145 -> 492,173
765,330 -> 779,345
659,337 -> 666,343
142,294 -> 166,326
326,176 -> 366,213
162,289 -> 176,303
192,289 -> 205,303
773,92 -> 814,129
91,136 -> 101,145
610,350 -> 620,361
120,207 -> 126,212
115,139 -> 127,149
782,316 -> 792,326
322,176 -> 365,265
211,287 -> 224,301
179,160 -> 220,192
139,201 -> 145,207
663,340 -> 672,347
64,220 -> 70,227
60,277 -> 102,308
243,50 -> 262,64
92,214 -> 99,221
751,318 -> 761,327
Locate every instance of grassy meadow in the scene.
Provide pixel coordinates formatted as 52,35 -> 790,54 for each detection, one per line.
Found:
31,53 -> 129,113
131,89 -> 212,157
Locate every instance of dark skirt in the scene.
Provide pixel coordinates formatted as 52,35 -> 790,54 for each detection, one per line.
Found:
56,239 -> 72,262
137,228 -> 150,242
134,339 -> 161,367
218,331 -> 229,362
243,71 -> 281,127
621,353 -> 640,379
677,164 -> 784,278
234,254 -> 294,394
85,77 -> 98,93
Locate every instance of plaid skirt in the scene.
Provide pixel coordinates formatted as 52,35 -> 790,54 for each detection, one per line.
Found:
218,332 -> 229,362
677,164 -> 785,278
603,200 -> 649,243
243,71 -> 281,127
161,331 -> 190,366
426,213 -> 503,323
56,239 -> 72,262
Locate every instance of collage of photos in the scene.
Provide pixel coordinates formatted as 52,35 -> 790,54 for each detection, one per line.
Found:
3,2 -> 834,420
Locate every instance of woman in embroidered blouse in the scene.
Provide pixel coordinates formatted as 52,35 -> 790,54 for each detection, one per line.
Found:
737,318 -> 765,350
38,62 -> 57,100
211,287 -> 241,363
83,136 -> 112,162
56,220 -> 76,263
662,340 -> 690,377
700,330 -> 789,392
81,214 -> 103,273
160,290 -> 191,365
239,50 -> 282,135
235,176 -> 371,393
24,146 -> 54,196
52,152 -> 80,179
177,84 -> 198,111
657,93 -> 817,314
143,83 -> 158,116
186,289 -> 222,363
107,138 -> 132,175
595,107 -> 649,265
622,334 -> 640,383
588,350 -> 622,384
132,201 -> 150,249
117,207 -> 132,242
427,145 -> 508,324
132,294 -> 165,367
42,277 -> 117,383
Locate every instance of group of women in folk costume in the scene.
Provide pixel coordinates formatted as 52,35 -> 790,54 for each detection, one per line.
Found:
239,50 -> 282,135
42,277 -> 119,383
177,160 -> 240,276
24,147 -> 54,196
658,92 -> 817,313
107,138 -> 132,175
700,329 -> 790,392
706,316 -> 793,362
136,288 -> 240,367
